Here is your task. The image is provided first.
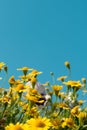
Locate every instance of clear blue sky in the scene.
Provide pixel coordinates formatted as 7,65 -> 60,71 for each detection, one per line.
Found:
0,1 -> 87,87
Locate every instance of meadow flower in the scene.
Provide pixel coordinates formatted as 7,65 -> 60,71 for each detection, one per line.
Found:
63,80 -> 83,91
51,118 -> 61,129
78,111 -> 87,124
14,83 -> 28,93
29,69 -> 42,76
19,75 -> 28,82
57,75 -> 67,82
52,85 -> 63,96
71,106 -> 80,117
24,69 -> 41,82
27,117 -> 51,130
17,66 -> 33,75
58,102 -> 69,110
5,122 -> 25,130
26,94 -> 39,102
25,87 -> 45,105
29,106 -> 39,117
8,76 -> 15,86
62,117 -> 76,129
0,95 -> 11,104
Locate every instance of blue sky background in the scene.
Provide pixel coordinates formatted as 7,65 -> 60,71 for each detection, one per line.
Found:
0,0 -> 87,92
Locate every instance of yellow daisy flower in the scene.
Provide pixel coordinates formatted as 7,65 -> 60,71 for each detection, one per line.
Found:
30,69 -> 42,76
27,117 -> 51,130
63,80 -> 83,90
17,66 -> 33,75
62,118 -> 76,128
51,118 -> 61,129
58,102 -> 69,110
78,111 -> 87,123
71,106 -> 80,117
8,76 -> 15,86
5,122 -> 24,130
57,76 -> 67,82
52,85 -> 63,95
14,83 -> 28,93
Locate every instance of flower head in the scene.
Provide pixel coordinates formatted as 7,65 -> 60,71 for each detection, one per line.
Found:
63,80 -> 83,90
51,118 -> 61,129
71,106 -> 80,117
5,122 -> 24,130
57,76 -> 67,82
62,118 -> 76,128
17,66 -> 33,75
58,102 -> 69,110
27,117 -> 51,130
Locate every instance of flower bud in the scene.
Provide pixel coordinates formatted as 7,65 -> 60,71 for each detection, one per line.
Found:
82,78 -> 86,84
64,61 -> 70,69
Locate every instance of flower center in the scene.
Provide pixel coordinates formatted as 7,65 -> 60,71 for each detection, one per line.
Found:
15,126 -> 23,130
36,120 -> 45,127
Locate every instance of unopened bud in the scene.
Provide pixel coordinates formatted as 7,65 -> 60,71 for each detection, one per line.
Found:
50,72 -> 54,76
4,66 -> 8,73
82,78 -> 86,84
64,61 -> 70,69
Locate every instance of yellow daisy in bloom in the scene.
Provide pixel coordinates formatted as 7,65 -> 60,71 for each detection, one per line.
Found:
17,66 -> 33,75
63,80 -> 83,90
29,69 -> 42,76
57,76 -> 67,82
25,87 -> 43,103
78,111 -> 87,123
8,76 -> 15,86
62,118 -> 76,128
71,106 -> 80,117
27,117 -> 51,130
29,106 -> 39,117
5,122 -> 25,130
14,83 -> 28,93
52,85 -> 63,95
58,102 -> 69,110
19,75 -> 28,82
51,118 -> 61,129
0,95 -> 11,104
26,94 -> 39,102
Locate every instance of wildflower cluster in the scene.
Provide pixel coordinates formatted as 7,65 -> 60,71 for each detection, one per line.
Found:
0,61 -> 87,130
